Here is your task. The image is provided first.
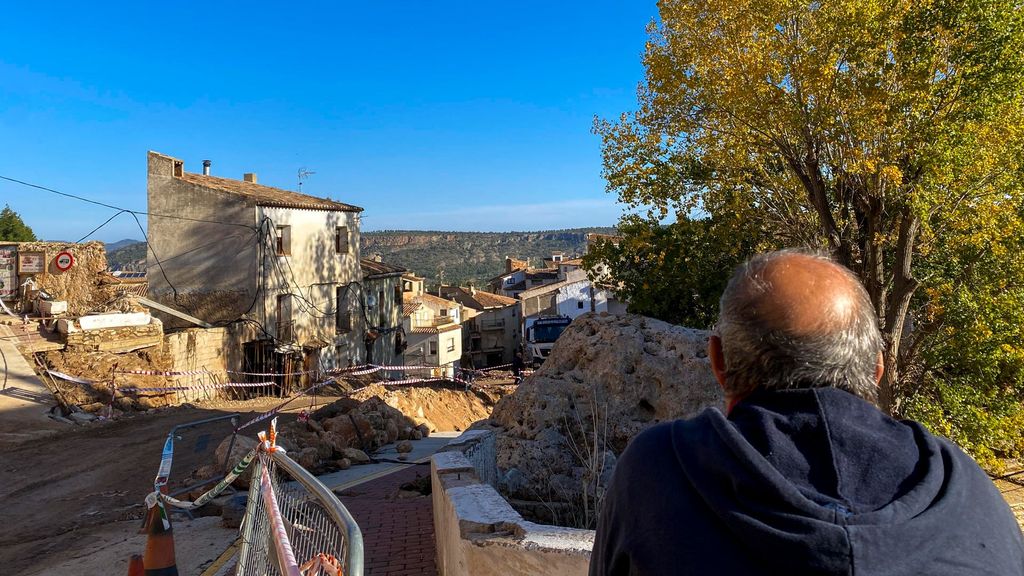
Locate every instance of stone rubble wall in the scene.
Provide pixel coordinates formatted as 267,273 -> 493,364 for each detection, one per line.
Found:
432,431 -> 593,576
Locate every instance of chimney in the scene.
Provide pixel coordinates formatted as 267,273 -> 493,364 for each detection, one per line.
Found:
243,173 -> 258,183
505,256 -> 513,274
202,160 -> 211,176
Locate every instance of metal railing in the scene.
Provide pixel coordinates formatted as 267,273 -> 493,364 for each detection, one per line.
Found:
165,413 -> 240,509
236,450 -> 364,576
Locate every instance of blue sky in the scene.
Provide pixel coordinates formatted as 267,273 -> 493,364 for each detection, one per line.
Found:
0,1 -> 656,242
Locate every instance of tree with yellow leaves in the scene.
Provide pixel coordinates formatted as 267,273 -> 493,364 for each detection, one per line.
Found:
596,0 -> 1024,424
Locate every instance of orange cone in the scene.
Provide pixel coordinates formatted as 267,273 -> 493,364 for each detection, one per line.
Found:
141,501 -> 178,575
127,554 -> 144,576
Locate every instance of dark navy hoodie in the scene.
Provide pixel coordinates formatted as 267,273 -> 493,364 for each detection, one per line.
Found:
590,388 -> 1024,575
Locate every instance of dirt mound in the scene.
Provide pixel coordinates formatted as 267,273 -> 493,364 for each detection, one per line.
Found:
277,382 -> 512,474
40,347 -> 175,411
486,312 -> 724,527
350,382 -> 510,432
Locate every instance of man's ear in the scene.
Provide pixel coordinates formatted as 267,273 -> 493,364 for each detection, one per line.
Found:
875,351 -> 884,384
709,335 -> 727,388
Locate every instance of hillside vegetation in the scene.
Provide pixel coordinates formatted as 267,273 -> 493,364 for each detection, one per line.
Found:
105,227 -> 617,285
361,228 -> 616,288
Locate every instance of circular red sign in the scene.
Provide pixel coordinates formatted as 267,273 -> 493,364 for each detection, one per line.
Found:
55,251 -> 75,271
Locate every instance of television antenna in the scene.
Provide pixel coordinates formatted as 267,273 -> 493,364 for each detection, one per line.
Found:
297,168 -> 316,192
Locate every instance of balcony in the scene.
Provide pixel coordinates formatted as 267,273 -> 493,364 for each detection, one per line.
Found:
479,318 -> 505,331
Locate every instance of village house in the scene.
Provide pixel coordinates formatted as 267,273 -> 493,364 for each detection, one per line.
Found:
439,285 -> 520,367
399,273 -> 463,377
359,257 -> 406,366
146,151 -> 369,387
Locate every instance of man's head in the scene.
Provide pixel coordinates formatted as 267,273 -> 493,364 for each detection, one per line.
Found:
709,249 -> 884,405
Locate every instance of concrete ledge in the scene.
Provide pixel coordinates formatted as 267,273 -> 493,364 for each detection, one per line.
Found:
432,431 -> 594,576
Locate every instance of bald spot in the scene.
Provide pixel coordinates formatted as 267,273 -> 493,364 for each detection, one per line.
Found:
742,253 -> 860,336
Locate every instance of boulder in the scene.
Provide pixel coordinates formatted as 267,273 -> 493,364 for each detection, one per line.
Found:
320,431 -> 349,457
214,435 -> 260,488
296,447 -> 320,470
341,448 -> 370,463
385,419 -> 399,444
416,423 -> 431,438
335,458 -> 351,470
489,313 -> 724,505
396,440 -> 413,454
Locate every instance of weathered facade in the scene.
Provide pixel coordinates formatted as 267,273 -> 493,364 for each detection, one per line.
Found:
401,290 -> 463,377
147,151 -> 366,380
440,286 -> 521,367
359,258 -> 406,366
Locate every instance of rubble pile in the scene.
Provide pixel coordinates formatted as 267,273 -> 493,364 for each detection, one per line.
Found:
276,395 -> 430,474
41,347 -> 176,411
483,312 -> 724,524
15,241 -> 110,315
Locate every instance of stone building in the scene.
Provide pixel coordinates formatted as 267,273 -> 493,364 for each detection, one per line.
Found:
146,151 -> 367,386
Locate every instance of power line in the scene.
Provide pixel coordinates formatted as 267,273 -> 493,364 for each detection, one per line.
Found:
0,174 -> 256,230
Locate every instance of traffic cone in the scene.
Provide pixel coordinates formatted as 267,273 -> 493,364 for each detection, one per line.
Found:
126,554 -> 144,576
140,500 -> 178,576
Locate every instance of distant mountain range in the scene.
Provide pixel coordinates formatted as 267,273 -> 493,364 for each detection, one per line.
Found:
103,227 -> 618,286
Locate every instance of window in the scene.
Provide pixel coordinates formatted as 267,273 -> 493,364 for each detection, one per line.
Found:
335,226 -> 349,254
577,300 -> 585,309
440,308 -> 447,317
379,290 -> 386,326
276,294 -> 293,340
446,337 -> 455,352
505,277 -> 514,285
276,225 -> 291,256
429,340 -> 438,355
336,287 -> 352,333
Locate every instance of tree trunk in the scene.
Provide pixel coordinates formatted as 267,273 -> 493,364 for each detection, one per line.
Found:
878,210 -> 920,415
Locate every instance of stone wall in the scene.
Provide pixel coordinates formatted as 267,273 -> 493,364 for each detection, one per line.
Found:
162,324 -> 255,392
4,241 -> 109,315
432,431 -> 593,576
64,319 -> 164,353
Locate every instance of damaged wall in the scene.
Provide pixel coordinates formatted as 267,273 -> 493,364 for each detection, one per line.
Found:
3,241 -> 109,315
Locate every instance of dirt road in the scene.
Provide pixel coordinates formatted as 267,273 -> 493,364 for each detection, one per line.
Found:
0,397 -> 300,575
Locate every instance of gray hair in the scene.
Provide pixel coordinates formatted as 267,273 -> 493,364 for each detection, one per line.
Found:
715,249 -> 883,402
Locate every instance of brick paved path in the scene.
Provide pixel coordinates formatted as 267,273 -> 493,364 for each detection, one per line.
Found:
337,464 -> 437,576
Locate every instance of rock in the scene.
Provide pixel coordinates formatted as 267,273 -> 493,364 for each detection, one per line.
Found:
397,453 -> 409,461
416,423 -> 431,438
398,426 -> 413,441
335,458 -> 351,470
215,435 -> 260,488
411,430 -> 423,440
320,431 -> 349,457
221,493 -> 248,528
69,411 -> 97,424
341,448 -> 370,463
296,447 -> 319,470
322,413 -> 374,449
490,313 -> 724,507
307,418 -> 324,434
396,440 -> 413,454
385,419 -> 399,444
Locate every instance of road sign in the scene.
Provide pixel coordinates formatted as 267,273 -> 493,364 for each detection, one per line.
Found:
55,251 -> 75,271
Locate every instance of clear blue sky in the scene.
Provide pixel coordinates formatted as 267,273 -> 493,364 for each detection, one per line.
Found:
0,1 -> 656,242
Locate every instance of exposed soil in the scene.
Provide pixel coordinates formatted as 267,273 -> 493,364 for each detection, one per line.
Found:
0,377 -> 514,575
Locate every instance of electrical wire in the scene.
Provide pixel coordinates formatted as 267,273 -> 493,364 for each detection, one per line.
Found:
0,174 -> 257,230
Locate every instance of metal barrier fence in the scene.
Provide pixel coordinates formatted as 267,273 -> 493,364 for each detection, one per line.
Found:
165,414 -> 240,504
236,450 -> 364,576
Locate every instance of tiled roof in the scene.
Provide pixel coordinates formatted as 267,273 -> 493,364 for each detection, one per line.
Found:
440,286 -> 518,311
560,258 -> 584,266
415,293 -> 459,309
361,259 -> 407,279
526,270 -> 559,281
180,173 -> 362,212
401,301 -> 423,318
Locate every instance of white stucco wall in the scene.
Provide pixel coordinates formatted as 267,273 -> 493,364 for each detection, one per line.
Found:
259,206 -> 363,368
432,438 -> 594,576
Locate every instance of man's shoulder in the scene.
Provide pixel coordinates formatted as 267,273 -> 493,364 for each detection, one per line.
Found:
620,408 -> 728,466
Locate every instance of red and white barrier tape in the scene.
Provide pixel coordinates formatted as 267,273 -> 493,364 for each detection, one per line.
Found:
235,378 -> 338,432
118,381 -> 277,393
260,461 -> 302,576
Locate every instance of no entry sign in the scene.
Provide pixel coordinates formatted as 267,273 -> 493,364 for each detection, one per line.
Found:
55,251 -> 75,271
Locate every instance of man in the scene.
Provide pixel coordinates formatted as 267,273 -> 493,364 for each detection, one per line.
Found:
590,250 -> 1024,575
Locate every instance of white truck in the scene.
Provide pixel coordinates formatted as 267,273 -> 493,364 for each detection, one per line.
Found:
524,315 -> 572,367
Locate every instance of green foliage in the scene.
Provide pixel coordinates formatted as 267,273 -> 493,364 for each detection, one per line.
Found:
107,242 -> 147,270
596,0 -> 1024,465
584,213 -> 768,328
362,228 -> 617,288
0,205 -> 36,242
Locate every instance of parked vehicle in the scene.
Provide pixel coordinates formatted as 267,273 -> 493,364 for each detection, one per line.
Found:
525,315 -> 572,367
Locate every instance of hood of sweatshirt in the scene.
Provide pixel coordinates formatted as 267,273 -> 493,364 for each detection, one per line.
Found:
671,387 -> 1023,574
